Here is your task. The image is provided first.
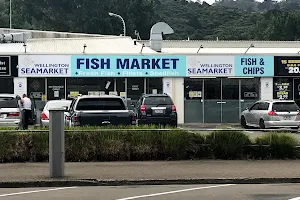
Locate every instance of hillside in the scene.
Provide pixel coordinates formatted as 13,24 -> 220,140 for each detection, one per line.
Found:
0,0 -> 299,40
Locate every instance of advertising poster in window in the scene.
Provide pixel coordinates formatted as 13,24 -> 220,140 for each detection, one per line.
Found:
273,78 -> 293,100
274,57 -> 300,76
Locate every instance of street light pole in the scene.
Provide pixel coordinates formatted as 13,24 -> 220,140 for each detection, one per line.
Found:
108,12 -> 126,36
9,0 -> 12,29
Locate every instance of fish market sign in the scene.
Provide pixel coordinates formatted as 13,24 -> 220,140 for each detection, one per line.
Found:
71,55 -> 186,77
186,56 -> 234,77
18,55 -> 70,77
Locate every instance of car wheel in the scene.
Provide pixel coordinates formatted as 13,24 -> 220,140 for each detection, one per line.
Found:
240,116 -> 248,129
259,119 -> 265,129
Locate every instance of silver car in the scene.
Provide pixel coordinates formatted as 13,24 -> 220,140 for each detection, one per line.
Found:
40,100 -> 71,127
0,94 -> 22,127
240,100 -> 300,129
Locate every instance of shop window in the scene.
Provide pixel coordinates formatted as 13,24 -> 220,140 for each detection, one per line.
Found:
27,78 -> 46,101
184,78 -> 203,100
241,78 -> 260,100
127,78 -> 145,101
146,78 -> 163,95
273,77 -> 293,100
0,78 -> 13,94
116,78 -> 125,98
47,78 -> 65,100
27,78 -> 46,111
66,77 -> 114,98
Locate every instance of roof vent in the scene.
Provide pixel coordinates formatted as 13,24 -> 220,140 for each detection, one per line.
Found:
149,22 -> 174,52
0,32 -> 28,43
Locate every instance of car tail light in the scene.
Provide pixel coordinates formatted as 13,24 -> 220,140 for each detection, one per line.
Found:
40,112 -> 48,120
297,112 -> 300,115
72,115 -> 79,122
172,105 -> 176,112
140,105 -> 146,113
132,115 -> 136,122
7,112 -> 20,117
268,111 -> 277,116
65,116 -> 71,120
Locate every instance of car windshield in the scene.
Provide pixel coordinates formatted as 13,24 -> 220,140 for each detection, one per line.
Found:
46,101 -> 71,110
272,102 -> 300,112
144,97 -> 173,105
0,97 -> 18,108
76,98 -> 126,110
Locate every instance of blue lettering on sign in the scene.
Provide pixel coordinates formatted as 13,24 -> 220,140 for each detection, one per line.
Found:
71,56 -> 185,77
116,58 -> 179,70
76,58 -> 110,69
234,56 -> 274,77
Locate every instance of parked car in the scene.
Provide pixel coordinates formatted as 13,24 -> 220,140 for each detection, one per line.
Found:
133,94 -> 177,127
240,100 -> 300,129
0,94 -> 37,127
40,100 -> 72,127
66,95 -> 136,127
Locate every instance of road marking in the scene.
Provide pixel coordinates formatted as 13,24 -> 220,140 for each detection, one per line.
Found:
0,187 -> 77,197
289,197 -> 300,200
116,184 -> 235,200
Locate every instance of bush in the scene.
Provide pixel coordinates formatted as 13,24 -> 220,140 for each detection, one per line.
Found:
255,132 -> 299,159
0,129 -> 299,162
206,130 -> 251,159
0,129 -> 207,162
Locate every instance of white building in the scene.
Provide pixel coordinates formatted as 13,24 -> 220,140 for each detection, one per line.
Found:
0,28 -> 299,124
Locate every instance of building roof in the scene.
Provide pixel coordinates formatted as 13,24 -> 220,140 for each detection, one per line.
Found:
139,40 -> 300,48
0,36 -> 158,54
160,47 -> 300,55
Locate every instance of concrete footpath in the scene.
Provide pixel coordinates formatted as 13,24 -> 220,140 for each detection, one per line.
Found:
0,160 -> 300,187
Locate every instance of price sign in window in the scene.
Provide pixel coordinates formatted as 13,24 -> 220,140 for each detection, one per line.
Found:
273,78 -> 293,100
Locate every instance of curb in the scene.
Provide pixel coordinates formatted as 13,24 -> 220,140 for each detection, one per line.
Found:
1,178 -> 300,188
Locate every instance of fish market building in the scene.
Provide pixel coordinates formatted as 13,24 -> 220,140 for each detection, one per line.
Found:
0,28 -> 300,124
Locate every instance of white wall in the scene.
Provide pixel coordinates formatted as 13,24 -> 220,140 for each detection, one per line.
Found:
260,77 -> 273,100
163,77 -> 184,124
13,77 -> 27,96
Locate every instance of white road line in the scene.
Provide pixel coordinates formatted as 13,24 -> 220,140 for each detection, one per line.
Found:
289,197 -> 300,200
0,187 -> 77,198
116,184 -> 235,200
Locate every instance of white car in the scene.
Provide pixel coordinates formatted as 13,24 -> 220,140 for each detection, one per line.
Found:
40,100 -> 71,127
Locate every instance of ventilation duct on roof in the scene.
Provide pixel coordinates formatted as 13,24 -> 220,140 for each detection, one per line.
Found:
0,32 -> 28,43
149,22 -> 174,52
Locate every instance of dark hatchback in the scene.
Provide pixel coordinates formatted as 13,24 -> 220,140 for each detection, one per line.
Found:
133,94 -> 177,127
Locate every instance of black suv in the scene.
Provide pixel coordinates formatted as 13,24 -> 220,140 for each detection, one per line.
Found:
133,94 -> 177,127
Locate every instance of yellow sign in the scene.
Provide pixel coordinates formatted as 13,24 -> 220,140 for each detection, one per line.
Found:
70,91 -> 79,97
42,94 -> 46,101
189,91 -> 201,98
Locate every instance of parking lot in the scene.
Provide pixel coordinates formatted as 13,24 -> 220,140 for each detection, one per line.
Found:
0,184 -> 299,200
181,124 -> 300,140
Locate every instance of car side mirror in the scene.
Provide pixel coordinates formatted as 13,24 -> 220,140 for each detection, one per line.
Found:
246,107 -> 249,111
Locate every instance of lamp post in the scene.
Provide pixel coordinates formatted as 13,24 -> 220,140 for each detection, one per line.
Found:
108,12 -> 126,36
9,0 -> 12,29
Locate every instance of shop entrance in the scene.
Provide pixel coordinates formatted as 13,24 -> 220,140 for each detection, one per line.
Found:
184,78 -> 260,123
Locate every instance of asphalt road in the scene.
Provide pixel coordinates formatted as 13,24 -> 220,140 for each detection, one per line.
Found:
0,184 -> 299,200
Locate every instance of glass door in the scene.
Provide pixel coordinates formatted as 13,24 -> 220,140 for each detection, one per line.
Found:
222,78 -> 239,123
204,78 -> 221,123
